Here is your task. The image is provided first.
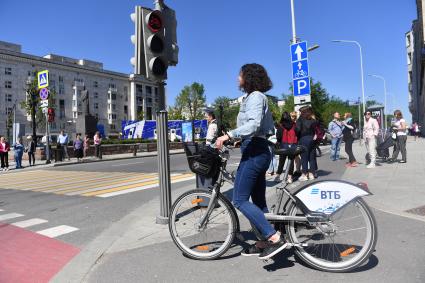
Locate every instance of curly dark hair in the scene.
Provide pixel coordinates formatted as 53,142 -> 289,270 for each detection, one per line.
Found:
240,63 -> 273,94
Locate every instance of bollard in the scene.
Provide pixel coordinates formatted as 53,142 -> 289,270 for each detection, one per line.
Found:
133,144 -> 137,156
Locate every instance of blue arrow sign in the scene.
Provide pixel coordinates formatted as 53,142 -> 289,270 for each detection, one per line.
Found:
290,41 -> 308,62
293,78 -> 311,97
292,59 -> 309,79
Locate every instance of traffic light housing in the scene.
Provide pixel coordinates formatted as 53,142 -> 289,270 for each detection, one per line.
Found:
130,5 -> 178,81
47,108 -> 55,123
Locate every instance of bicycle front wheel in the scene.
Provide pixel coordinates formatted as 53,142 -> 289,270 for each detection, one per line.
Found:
169,189 -> 237,260
286,198 -> 377,272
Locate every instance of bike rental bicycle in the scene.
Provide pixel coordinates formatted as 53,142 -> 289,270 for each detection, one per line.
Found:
169,142 -> 377,272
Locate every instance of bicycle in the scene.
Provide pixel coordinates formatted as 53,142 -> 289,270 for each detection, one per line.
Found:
169,142 -> 377,272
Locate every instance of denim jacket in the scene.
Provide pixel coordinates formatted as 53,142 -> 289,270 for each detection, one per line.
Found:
328,120 -> 344,138
228,91 -> 274,139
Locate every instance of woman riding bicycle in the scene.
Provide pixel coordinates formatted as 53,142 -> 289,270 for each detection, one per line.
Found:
216,63 -> 288,259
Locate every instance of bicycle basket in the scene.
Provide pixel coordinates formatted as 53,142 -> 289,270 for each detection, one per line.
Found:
184,142 -> 221,177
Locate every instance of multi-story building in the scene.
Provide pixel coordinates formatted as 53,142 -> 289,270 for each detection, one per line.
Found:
0,40 -> 160,139
407,0 -> 425,133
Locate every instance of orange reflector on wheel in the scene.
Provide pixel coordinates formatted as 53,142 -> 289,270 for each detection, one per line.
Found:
196,245 -> 209,251
191,198 -> 204,205
340,247 -> 356,257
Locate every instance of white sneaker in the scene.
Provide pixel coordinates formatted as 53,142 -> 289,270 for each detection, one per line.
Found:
287,175 -> 293,184
366,164 -> 376,169
298,174 -> 309,182
308,173 -> 315,180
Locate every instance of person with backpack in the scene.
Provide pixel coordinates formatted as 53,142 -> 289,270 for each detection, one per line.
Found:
328,112 -> 344,161
275,112 -> 297,183
342,112 -> 358,167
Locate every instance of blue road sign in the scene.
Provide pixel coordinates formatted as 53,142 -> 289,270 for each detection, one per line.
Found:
37,70 -> 49,89
290,41 -> 308,62
292,59 -> 309,79
293,78 -> 311,97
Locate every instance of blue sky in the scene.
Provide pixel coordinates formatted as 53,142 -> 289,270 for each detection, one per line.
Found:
0,0 -> 417,122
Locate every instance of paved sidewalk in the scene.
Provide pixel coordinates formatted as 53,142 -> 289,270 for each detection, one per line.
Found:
341,136 -> 425,222
1,149 -> 185,173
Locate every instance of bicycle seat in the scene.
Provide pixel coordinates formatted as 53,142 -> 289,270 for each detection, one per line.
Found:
274,145 -> 306,158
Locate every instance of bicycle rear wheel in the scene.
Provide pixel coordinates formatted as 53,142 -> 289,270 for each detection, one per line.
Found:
169,189 -> 237,260
286,198 -> 377,272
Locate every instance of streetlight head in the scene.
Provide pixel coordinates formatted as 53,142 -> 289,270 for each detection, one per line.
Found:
307,44 -> 320,52
331,40 -> 342,42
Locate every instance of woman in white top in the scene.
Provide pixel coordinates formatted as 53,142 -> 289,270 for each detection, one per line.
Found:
389,110 -> 407,163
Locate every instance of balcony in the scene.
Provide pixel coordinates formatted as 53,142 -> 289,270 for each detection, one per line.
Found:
73,81 -> 85,90
108,87 -> 118,94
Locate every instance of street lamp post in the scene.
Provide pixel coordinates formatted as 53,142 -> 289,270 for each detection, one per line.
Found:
332,39 -> 366,138
369,74 -> 387,131
290,0 -> 297,43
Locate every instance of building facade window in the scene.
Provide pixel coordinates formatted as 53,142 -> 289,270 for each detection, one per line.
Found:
108,83 -> 116,89
5,94 -> 12,102
109,93 -> 117,100
94,81 -> 98,88
146,86 -> 152,95
94,92 -> 98,99
59,99 -> 65,118
59,76 -> 64,82
5,67 -> 12,75
4,81 -> 12,88
94,103 -> 99,109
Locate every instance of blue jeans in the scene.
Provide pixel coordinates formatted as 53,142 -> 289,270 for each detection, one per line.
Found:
299,135 -> 317,174
233,137 -> 275,239
330,137 -> 342,161
14,152 -> 23,168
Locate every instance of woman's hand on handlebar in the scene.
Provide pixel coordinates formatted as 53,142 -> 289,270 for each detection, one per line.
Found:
215,134 -> 230,150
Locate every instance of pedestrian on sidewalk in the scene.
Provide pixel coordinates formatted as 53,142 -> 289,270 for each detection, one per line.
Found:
342,112 -> 358,167
328,112 -> 344,161
204,110 -> 218,146
13,137 -> 24,169
0,136 -> 10,172
94,131 -> 102,159
58,130 -> 70,161
296,106 -> 319,181
215,63 -> 287,259
412,122 -> 421,141
73,133 -> 84,162
266,123 -> 278,176
275,112 -> 297,183
388,110 -> 407,163
363,111 -> 379,168
83,134 -> 90,158
26,136 -> 36,166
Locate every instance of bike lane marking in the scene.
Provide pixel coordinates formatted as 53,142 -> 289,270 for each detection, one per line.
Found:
0,224 -> 80,283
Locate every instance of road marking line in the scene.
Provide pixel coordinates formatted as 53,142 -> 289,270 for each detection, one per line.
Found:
37,225 -> 79,238
0,213 -> 24,221
111,161 -> 145,167
82,173 -> 194,197
4,172 -> 125,190
12,218 -> 48,228
27,172 -> 154,192
63,176 -> 161,195
98,175 -> 196,198
50,174 -> 159,194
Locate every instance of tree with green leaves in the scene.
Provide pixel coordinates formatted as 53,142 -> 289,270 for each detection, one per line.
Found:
212,96 -> 239,130
167,105 -> 184,120
174,82 -> 206,120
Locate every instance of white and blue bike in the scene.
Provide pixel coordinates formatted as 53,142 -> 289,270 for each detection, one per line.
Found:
169,144 -> 377,272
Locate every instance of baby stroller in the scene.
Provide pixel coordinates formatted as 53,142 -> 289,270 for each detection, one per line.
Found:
366,130 -> 395,163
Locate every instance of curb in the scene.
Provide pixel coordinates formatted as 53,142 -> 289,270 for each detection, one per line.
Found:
51,150 -> 185,167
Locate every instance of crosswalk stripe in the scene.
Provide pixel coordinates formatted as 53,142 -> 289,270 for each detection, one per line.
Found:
98,175 -> 196,198
44,173 -> 159,194
61,176 -> 161,195
0,213 -> 24,221
82,173 -> 194,197
2,172 -> 125,190
30,172 -> 155,192
0,170 -> 94,184
0,209 -> 3,212
37,225 -> 79,238
12,218 -> 48,228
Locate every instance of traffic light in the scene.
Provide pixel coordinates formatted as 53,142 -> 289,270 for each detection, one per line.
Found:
47,108 -> 55,122
130,6 -> 168,81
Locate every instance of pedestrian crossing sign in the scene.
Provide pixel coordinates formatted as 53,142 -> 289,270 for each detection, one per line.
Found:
37,70 -> 49,89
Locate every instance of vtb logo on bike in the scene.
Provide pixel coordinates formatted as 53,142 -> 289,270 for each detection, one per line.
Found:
311,188 -> 341,199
